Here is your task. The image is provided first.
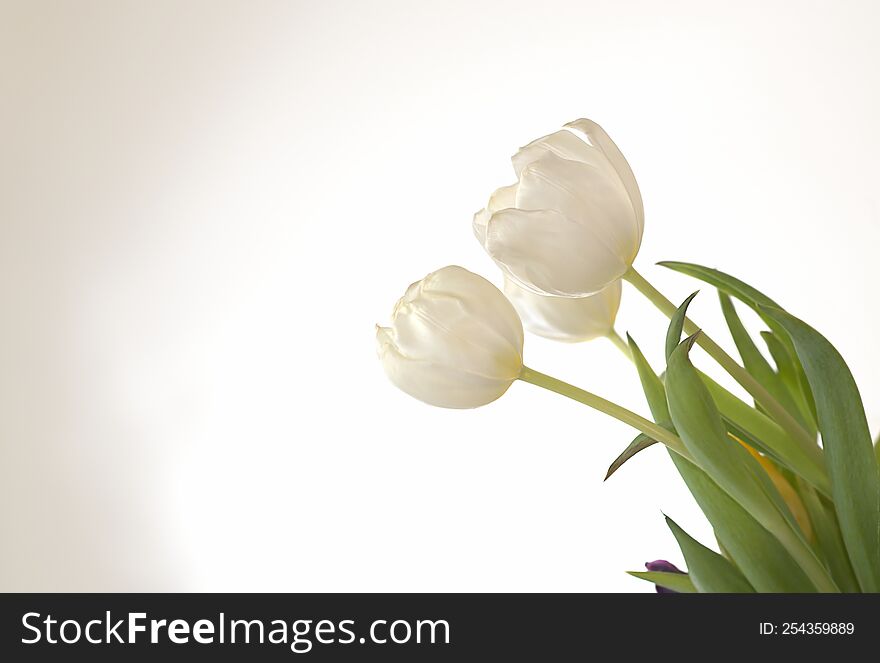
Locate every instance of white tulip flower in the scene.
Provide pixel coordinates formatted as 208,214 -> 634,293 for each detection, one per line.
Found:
376,266 -> 524,408
474,119 -> 644,297
503,277 -> 622,343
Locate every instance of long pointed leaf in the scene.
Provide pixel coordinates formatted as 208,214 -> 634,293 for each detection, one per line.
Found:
760,305 -> 880,592
627,334 -> 671,428
665,515 -> 754,592
666,334 -> 836,592
602,335 -> 670,479
762,330 -> 818,430
665,291 -> 699,361
605,434 -> 657,480
659,261 -> 783,308
658,261 -> 808,385
669,452 -> 816,592
658,262 -> 818,421
667,335 -> 790,528
718,292 -> 807,428
700,372 -> 830,497
797,477 -> 860,593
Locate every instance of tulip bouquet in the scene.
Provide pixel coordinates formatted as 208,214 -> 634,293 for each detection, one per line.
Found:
376,119 -> 880,593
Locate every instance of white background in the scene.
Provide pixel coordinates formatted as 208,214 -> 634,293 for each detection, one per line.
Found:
2,0 -> 879,591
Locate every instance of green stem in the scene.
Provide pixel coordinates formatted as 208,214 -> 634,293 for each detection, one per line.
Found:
606,328 -> 631,358
518,365 -> 690,459
623,267 -> 822,466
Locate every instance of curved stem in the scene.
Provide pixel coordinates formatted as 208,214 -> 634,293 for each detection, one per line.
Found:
518,365 -> 690,459
606,328 -> 631,358
623,266 -> 822,465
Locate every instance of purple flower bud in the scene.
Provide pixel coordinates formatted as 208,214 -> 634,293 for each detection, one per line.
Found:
645,559 -> 684,593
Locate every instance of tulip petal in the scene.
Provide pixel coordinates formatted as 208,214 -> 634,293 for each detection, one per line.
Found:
511,128 -> 609,177
377,328 -> 515,408
419,265 -> 524,355
488,182 -> 518,211
473,183 -> 518,247
472,208 -> 490,245
391,301 -> 519,380
485,208 -> 628,296
516,153 -> 640,264
565,118 -> 644,238
503,277 -> 621,342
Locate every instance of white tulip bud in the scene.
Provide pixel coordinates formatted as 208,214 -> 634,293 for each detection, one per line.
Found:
503,277 -> 622,343
376,266 -> 524,408
474,118 -> 643,297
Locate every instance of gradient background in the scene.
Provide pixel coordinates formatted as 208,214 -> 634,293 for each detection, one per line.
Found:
2,0 -> 879,591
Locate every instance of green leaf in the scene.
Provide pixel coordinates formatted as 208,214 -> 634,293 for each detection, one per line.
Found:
666,334 -> 836,592
627,334 -> 672,428
700,371 -> 830,498
658,261 -> 802,372
796,477 -> 860,593
665,515 -> 754,592
665,291 -> 699,361
718,292 -> 807,429
669,452 -> 817,592
605,434 -> 657,480
658,261 -> 782,310
669,341 -> 810,535
761,331 -> 818,430
627,571 -> 697,593
657,262 -> 818,414
627,333 -> 827,591
603,335 -> 678,480
667,335 -> 787,527
759,305 -> 880,592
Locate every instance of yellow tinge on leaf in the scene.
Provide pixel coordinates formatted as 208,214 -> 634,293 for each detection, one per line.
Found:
730,433 -> 814,541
